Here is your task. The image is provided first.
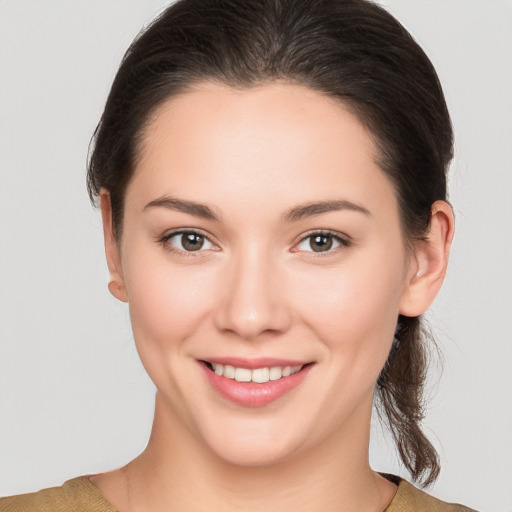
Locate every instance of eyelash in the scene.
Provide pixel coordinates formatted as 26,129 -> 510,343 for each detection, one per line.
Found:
158,229 -> 217,258
158,229 -> 351,258
292,229 -> 352,256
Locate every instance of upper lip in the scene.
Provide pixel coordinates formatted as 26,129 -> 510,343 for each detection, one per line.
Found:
200,357 -> 313,369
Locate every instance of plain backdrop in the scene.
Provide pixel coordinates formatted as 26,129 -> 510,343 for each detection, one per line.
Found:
0,1 -> 511,510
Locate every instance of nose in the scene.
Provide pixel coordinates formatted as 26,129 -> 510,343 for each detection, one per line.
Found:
213,245 -> 293,340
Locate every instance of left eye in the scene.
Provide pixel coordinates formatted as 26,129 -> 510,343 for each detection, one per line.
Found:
296,233 -> 345,253
167,231 -> 215,252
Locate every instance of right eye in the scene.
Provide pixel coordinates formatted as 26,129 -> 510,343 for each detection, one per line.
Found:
162,230 -> 215,253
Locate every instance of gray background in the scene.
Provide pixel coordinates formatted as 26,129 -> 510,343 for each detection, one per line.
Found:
0,1 -> 511,510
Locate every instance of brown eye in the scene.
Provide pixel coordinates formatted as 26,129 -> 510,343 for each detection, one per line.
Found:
310,234 -> 333,252
167,231 -> 214,252
296,232 -> 347,253
182,233 -> 205,251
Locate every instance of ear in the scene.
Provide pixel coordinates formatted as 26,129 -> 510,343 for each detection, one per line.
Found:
99,189 -> 128,303
399,200 -> 455,317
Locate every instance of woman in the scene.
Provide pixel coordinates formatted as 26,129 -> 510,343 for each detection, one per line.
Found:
0,0 -> 479,510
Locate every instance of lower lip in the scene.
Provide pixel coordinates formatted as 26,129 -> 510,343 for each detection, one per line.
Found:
200,362 -> 313,407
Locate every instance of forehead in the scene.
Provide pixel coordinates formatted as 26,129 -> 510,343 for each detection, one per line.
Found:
139,81 -> 377,165
128,82 -> 397,219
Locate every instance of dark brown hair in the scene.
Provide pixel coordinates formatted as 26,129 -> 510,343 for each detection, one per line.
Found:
87,0 -> 453,487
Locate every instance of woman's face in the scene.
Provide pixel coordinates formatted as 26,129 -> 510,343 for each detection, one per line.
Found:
109,82 -> 418,466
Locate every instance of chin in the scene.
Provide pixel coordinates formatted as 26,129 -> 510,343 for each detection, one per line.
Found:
211,441 -> 298,468
198,416 -> 305,468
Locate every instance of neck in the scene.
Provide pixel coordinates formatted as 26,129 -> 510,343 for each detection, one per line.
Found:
115,393 -> 396,512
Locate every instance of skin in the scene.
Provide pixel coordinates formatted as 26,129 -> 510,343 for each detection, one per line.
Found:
93,82 -> 454,512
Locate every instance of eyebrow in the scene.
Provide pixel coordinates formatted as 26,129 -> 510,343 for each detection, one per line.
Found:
143,196 -> 221,221
283,200 -> 371,223
143,196 -> 370,223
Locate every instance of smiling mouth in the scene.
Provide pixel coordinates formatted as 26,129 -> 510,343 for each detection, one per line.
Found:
201,361 -> 311,384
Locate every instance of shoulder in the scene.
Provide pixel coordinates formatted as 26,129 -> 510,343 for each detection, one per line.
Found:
0,477 -> 118,512
386,477 -> 478,512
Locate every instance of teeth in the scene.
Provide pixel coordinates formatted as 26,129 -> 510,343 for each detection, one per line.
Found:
269,367 -> 282,380
223,365 -> 235,379
209,363 -> 304,383
252,367 -> 269,383
234,367 -> 252,382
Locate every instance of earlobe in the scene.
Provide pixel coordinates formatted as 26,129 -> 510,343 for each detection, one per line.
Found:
99,190 -> 128,303
399,200 -> 455,317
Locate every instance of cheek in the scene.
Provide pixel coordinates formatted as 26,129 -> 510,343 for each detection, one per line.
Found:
122,248 -> 217,355
291,251 -> 406,367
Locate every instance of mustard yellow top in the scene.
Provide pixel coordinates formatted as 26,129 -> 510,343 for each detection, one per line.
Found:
0,475 -> 477,512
